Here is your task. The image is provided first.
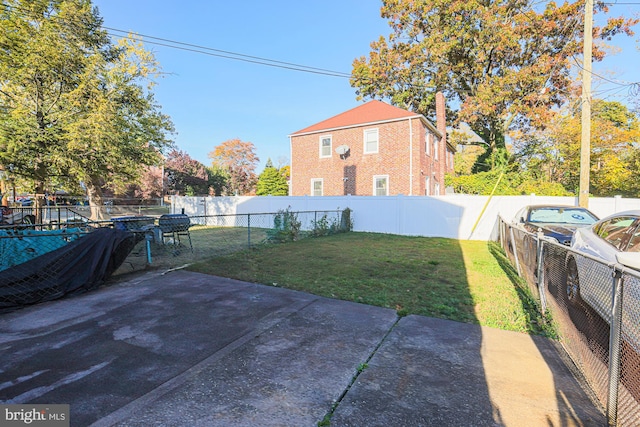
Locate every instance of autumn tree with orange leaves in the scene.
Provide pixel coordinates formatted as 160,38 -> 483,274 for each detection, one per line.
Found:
208,139 -> 260,196
351,0 -> 638,171
513,100 -> 640,197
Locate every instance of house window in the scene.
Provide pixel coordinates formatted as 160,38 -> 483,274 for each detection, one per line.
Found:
320,136 -> 332,158
364,128 -> 379,154
434,136 -> 439,160
311,179 -> 323,196
434,180 -> 440,195
426,132 -> 431,156
373,175 -> 389,196
425,176 -> 430,196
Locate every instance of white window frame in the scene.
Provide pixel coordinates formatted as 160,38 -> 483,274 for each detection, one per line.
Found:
434,180 -> 440,195
311,178 -> 323,196
364,128 -> 379,154
319,135 -> 332,158
426,132 -> 431,156
373,175 -> 389,196
425,176 -> 430,196
434,136 -> 439,160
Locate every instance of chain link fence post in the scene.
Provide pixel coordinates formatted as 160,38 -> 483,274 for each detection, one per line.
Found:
509,226 -> 522,276
607,268 -> 624,426
536,232 -> 547,313
247,213 -> 251,249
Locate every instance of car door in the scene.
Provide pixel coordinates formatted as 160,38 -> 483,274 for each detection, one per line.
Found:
620,219 -> 640,253
579,216 -> 640,320
616,219 -> 640,353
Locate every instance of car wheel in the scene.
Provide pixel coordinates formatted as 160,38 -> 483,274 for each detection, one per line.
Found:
566,257 -> 581,304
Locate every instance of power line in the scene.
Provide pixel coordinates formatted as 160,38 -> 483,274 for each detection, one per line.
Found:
570,54 -> 639,87
104,27 -> 351,78
2,1 -> 638,100
105,32 -> 351,78
0,2 -> 352,79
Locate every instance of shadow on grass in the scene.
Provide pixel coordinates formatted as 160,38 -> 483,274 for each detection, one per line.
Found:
487,241 -> 555,338
187,232 -> 505,425
488,238 -> 606,423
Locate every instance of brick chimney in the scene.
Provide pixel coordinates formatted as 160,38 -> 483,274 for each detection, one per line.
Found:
435,92 -> 447,194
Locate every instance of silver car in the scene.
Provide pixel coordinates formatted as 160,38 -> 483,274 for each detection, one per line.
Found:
513,204 -> 599,246
567,211 -> 640,350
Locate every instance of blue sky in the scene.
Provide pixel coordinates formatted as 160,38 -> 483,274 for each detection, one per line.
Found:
92,1 -> 639,172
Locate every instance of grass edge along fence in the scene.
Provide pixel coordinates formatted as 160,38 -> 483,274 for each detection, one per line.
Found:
121,208 -> 353,273
498,216 -> 640,426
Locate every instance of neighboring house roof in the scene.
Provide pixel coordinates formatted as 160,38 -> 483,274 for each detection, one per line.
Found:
290,100 -> 439,136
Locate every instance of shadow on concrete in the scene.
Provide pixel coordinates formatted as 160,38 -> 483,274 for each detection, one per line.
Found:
327,238 -> 500,426
540,241 -> 640,423
489,241 -> 607,425
0,265 -> 506,426
0,240 -> 606,426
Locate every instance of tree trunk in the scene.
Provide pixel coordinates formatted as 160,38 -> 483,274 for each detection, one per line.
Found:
85,179 -> 105,220
34,180 -> 46,224
0,177 -> 8,207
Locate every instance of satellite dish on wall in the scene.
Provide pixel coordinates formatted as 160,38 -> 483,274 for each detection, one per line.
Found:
335,145 -> 350,156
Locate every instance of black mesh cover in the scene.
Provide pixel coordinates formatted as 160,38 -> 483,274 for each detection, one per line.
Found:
0,228 -> 138,312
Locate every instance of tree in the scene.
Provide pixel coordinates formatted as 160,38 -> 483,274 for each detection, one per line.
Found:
445,168 -> 572,196
513,100 -> 640,196
0,0 -> 173,218
256,158 -> 289,196
351,0 -> 638,171
585,102 -> 640,197
206,165 -> 229,196
208,139 -> 259,195
164,149 -> 209,196
279,164 -> 290,182
130,166 -> 164,200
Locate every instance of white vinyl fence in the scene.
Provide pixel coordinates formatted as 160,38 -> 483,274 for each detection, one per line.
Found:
171,194 -> 640,241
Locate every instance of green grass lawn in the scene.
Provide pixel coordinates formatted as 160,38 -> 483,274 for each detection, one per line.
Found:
189,232 -> 553,336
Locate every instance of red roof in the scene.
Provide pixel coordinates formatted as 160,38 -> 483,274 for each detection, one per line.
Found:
291,100 -> 420,135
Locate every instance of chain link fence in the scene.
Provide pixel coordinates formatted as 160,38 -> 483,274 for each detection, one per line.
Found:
0,208 -> 351,312
119,209 -> 351,272
1,205 -> 171,225
499,217 -> 640,426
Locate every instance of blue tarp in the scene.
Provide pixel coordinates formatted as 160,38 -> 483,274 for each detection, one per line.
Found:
0,228 -> 84,272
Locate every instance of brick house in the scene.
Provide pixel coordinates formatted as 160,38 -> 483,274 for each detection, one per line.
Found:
289,93 -> 455,196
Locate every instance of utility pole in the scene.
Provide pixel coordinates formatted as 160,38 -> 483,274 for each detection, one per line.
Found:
579,0 -> 593,208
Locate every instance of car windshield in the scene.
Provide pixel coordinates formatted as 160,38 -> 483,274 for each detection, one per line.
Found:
528,207 -> 598,225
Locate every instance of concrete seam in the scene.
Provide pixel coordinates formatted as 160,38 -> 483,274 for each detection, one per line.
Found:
89,297 -> 319,427
319,315 -> 402,425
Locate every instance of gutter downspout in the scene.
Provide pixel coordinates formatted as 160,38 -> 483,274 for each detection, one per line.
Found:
288,136 -> 293,195
409,117 -> 413,196
435,92 -> 447,195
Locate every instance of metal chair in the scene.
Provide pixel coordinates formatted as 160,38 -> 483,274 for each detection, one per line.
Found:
158,214 -> 192,252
